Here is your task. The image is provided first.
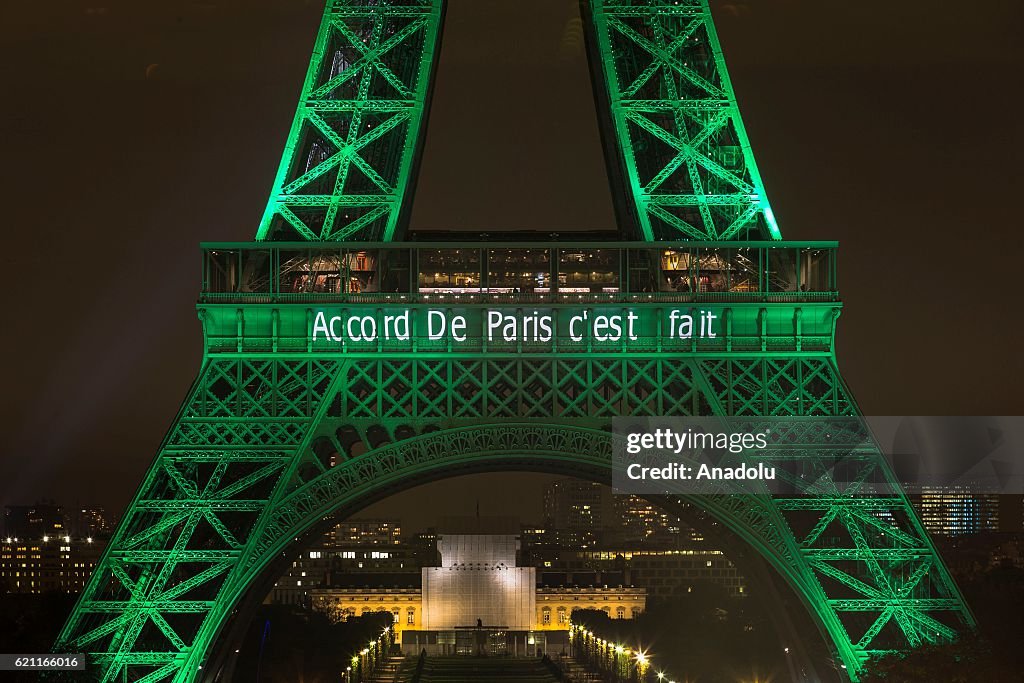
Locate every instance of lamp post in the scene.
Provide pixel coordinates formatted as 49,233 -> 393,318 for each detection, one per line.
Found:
635,651 -> 649,683
613,644 -> 625,682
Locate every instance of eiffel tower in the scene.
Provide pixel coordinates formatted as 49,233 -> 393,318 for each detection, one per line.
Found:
56,2 -> 973,681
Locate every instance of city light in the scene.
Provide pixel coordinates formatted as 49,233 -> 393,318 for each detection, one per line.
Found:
573,623 -> 681,683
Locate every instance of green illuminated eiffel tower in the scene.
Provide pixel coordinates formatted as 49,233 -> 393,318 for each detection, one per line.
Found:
56,2 -> 973,682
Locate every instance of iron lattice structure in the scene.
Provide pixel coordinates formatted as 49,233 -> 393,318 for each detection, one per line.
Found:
55,2 -> 972,682
586,0 -> 781,240
257,0 -> 444,241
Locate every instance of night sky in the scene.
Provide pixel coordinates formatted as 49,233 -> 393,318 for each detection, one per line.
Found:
1,1 -> 1021,529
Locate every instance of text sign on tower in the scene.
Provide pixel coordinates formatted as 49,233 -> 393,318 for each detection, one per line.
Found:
311,307 -> 719,347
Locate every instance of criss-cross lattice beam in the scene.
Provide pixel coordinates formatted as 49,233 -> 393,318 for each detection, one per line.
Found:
586,0 -> 781,240
55,346 -> 974,682
257,0 -> 444,242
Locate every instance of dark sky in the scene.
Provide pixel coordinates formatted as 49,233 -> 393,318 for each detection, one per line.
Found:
0,1 -> 1021,528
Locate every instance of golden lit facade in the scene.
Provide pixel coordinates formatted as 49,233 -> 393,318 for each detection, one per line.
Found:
311,584 -> 645,636
535,586 -> 645,629
311,587 -> 423,636
312,533 -> 646,638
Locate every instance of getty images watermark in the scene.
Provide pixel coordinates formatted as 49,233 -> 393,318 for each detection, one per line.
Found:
612,416 -> 1024,497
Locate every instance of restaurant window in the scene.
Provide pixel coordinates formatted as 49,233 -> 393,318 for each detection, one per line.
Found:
418,248 -> 481,292
279,249 -> 342,294
342,250 -> 378,294
487,249 -> 550,292
557,249 -> 619,293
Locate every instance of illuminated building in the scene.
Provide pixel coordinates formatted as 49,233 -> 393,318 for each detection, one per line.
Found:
311,532 -> 646,655
543,480 -> 611,548
269,545 -> 419,606
328,518 -> 402,546
422,534 -> 535,631
270,518 -> 406,605
0,535 -> 104,594
914,487 -> 1000,536
535,585 -> 645,626
612,494 -> 704,547
312,584 -> 424,633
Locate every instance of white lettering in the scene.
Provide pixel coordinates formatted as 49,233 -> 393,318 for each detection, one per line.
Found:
358,315 -> 376,342
538,314 -> 553,342
312,311 -> 331,341
569,311 -> 588,342
626,311 -> 639,341
487,310 -> 503,341
450,314 -> 467,342
428,310 -> 447,340
393,310 -> 410,340
346,315 -> 363,341
669,310 -> 694,339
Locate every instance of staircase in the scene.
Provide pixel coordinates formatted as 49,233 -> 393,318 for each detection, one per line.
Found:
415,657 -> 559,682
368,655 -> 414,682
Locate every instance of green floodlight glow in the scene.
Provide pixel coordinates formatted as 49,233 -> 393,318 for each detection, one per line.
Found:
256,0 -> 782,244
256,0 -> 445,242
763,206 -> 781,240
54,2 -> 972,683
586,0 -> 784,241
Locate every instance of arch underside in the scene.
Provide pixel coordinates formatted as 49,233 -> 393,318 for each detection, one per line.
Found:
55,355 -> 972,683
